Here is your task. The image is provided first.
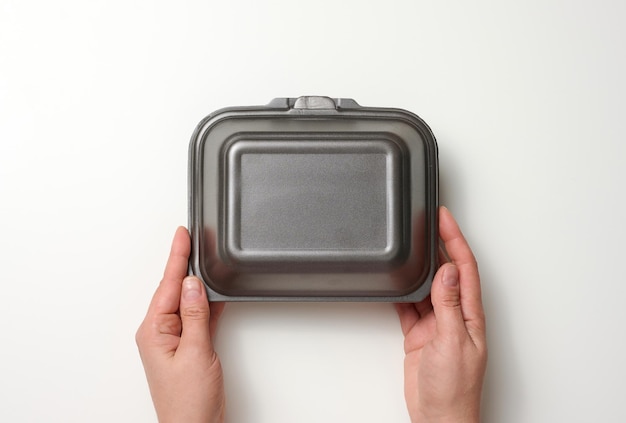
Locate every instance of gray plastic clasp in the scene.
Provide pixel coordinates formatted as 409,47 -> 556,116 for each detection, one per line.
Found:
267,96 -> 362,111
293,96 -> 337,109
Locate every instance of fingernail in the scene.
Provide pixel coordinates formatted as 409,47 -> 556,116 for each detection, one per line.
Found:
183,277 -> 202,300
442,265 -> 459,287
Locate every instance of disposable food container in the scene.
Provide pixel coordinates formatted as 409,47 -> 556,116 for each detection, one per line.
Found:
188,96 -> 438,301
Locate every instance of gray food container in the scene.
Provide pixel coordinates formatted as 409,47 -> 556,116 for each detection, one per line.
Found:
188,96 -> 438,302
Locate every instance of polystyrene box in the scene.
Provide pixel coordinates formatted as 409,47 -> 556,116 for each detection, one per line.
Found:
188,96 -> 438,301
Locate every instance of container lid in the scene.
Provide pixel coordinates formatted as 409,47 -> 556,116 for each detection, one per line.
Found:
188,96 -> 438,301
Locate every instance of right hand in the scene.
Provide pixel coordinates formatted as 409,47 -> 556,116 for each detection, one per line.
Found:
395,207 -> 487,423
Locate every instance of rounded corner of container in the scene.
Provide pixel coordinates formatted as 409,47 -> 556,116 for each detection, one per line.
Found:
205,285 -> 232,302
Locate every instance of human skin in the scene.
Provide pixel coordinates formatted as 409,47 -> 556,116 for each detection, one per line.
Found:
137,207 -> 486,423
395,207 -> 488,423
135,227 -> 226,423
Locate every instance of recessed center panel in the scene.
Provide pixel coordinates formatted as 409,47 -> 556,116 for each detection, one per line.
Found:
240,152 -> 387,250
223,138 -> 402,264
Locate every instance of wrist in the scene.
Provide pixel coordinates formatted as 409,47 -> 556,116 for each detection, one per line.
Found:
414,408 -> 480,423
418,417 -> 479,423
427,418 -> 479,423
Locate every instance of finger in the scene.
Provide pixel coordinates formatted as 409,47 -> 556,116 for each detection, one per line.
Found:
430,263 -> 466,337
147,227 -> 190,316
177,276 -> 213,356
209,302 -> 226,339
439,207 -> 477,277
394,303 -> 420,336
163,226 -> 191,285
438,207 -> 485,332
415,295 -> 433,319
438,238 -> 451,265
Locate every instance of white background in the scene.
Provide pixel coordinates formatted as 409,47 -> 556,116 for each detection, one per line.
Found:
1,1 -> 625,422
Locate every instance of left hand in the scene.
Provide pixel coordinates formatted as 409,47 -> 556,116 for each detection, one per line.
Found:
136,227 -> 226,423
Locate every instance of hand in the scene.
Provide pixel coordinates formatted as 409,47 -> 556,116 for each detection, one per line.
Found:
395,207 -> 487,423
136,227 -> 226,423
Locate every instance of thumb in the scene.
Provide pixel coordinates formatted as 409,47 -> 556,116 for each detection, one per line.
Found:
178,276 -> 213,354
431,263 -> 466,337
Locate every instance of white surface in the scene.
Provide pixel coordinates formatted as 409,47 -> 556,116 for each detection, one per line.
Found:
1,1 -> 625,422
